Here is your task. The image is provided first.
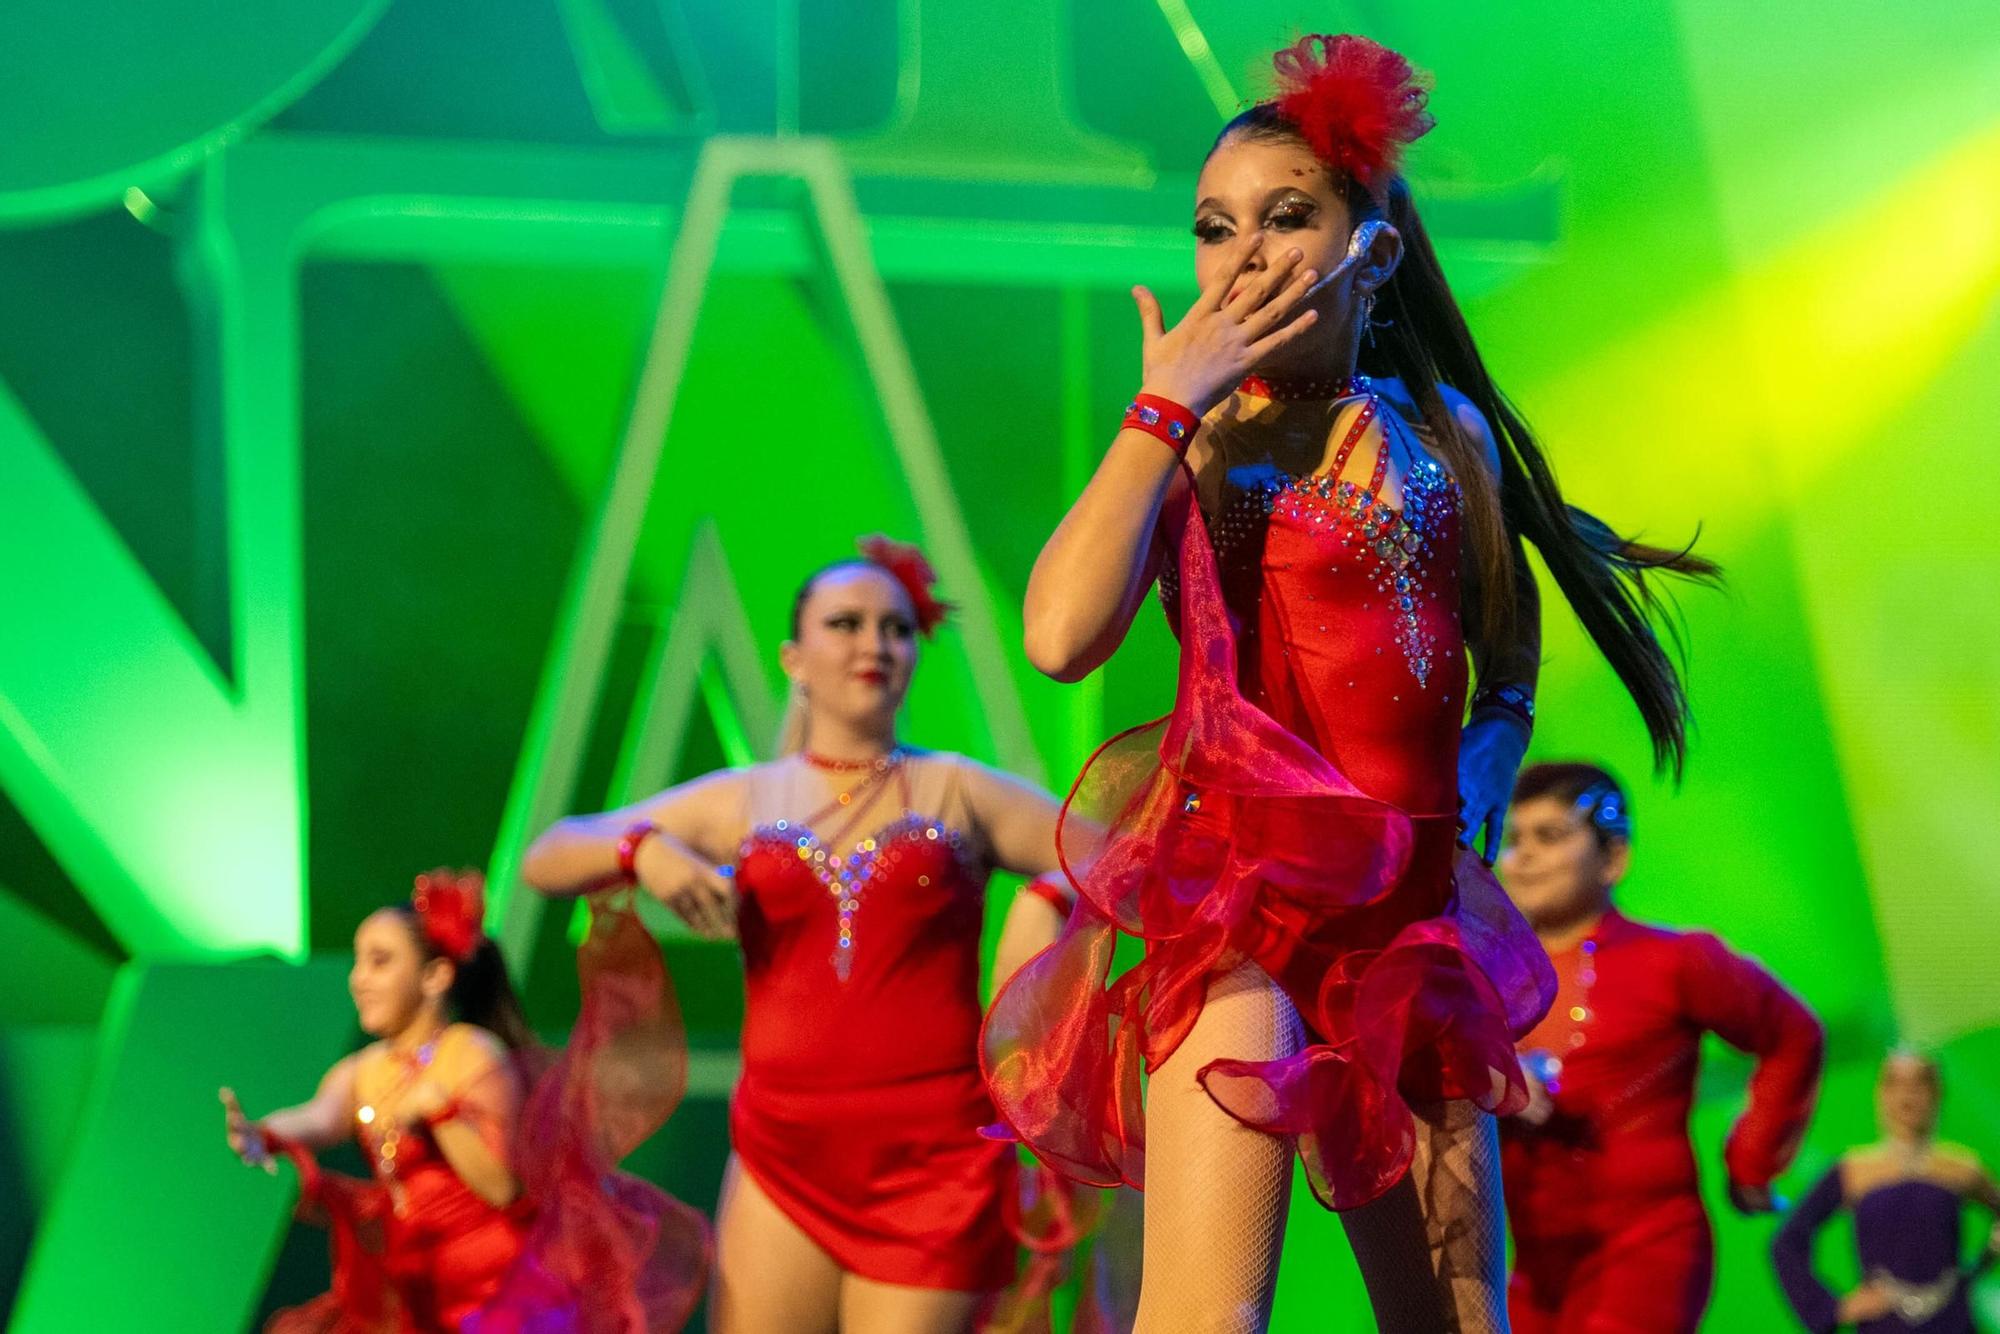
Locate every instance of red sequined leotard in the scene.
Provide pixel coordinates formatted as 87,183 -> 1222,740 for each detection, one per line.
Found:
729,752 -> 1018,1290
984,383 -> 1555,1209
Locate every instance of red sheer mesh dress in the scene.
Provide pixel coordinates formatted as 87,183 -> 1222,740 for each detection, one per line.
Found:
268,895 -> 710,1332
983,382 -> 1556,1211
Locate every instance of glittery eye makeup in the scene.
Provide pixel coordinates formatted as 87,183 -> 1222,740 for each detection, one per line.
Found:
1266,193 -> 1319,228
1193,190 -> 1322,244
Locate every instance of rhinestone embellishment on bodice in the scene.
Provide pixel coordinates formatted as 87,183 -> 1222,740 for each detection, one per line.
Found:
1278,457 -> 1453,688
755,814 -> 967,980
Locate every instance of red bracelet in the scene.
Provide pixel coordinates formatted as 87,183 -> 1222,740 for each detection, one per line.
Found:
1021,874 -> 1077,915
423,1097 -> 465,1129
615,820 -> 659,882
1122,393 -> 1200,454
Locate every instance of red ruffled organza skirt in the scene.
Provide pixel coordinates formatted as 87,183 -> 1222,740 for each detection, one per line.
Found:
982,496 -> 1555,1210
269,894 -> 711,1331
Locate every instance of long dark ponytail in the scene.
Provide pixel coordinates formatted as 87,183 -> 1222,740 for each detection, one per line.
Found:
1217,105 -> 1720,776
1364,177 -> 1719,776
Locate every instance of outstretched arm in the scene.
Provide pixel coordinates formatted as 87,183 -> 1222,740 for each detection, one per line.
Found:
220,1055 -> 359,1164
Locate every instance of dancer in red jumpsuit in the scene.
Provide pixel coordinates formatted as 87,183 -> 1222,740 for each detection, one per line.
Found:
1497,762 -> 1825,1332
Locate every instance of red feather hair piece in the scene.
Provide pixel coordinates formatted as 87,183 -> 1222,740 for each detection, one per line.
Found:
1271,34 -> 1435,196
412,868 -> 485,963
857,535 -> 955,638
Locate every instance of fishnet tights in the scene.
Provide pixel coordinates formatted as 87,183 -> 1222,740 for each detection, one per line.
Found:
1132,962 -> 1301,1334
1130,963 -> 1510,1333
1412,1101 -> 1509,1332
1343,1101 -> 1510,1332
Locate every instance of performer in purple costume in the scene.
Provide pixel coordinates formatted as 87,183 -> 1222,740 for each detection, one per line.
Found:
1773,1050 -> 2000,1332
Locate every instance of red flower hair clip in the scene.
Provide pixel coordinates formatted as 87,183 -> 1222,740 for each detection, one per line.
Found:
412,868 -> 485,964
1271,34 -> 1435,197
857,535 -> 955,638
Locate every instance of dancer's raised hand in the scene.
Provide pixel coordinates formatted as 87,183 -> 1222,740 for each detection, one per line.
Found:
1133,244 -> 1323,418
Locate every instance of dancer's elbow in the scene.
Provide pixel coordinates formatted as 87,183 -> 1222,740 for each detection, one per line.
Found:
1023,618 -> 1101,683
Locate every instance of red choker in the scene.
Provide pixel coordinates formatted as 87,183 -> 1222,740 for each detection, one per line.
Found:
1239,373 -> 1371,402
802,748 -> 903,773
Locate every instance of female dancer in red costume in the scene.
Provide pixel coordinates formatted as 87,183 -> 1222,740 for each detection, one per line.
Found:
523,538 -> 1077,1334
223,870 -> 708,1332
985,33 -> 1717,1333
1498,763 -> 1823,1332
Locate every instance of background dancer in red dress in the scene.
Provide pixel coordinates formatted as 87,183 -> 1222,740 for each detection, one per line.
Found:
223,870 -> 707,1332
984,33 -> 1719,1334
1497,762 -> 1824,1332
524,538 -> 1077,1334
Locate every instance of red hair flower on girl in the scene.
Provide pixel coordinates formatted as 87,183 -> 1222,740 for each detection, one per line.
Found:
858,535 -> 956,637
1272,34 -> 1435,196
413,868 -> 485,963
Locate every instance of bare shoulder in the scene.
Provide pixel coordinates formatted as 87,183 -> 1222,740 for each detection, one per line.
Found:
900,749 -> 991,845
322,1051 -> 362,1090
1365,376 -> 1500,478
432,1024 -> 515,1091
1840,1144 -> 1899,1198
1842,1142 -> 1891,1172
349,1040 -> 395,1097
919,750 -> 1004,812
439,1022 -> 506,1062
1927,1142 -> 1989,1191
922,749 -> 988,782
921,751 -> 1061,851
938,751 -> 1051,804
652,766 -> 754,814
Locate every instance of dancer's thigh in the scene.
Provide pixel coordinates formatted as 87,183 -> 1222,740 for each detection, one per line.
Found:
1132,961 -> 1302,1334
837,1275 -> 982,1334
711,1155 -> 843,1334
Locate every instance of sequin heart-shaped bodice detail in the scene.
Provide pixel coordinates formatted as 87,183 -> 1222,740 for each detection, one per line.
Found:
733,807 -> 990,1090
736,814 -> 973,980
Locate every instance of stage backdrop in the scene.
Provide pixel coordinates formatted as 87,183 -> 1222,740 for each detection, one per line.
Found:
2,0 -> 1996,1328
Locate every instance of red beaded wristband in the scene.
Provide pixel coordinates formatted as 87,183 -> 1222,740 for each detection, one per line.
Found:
615,820 -> 659,882
1122,393 -> 1200,455
1021,874 -> 1077,915
423,1097 -> 465,1129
